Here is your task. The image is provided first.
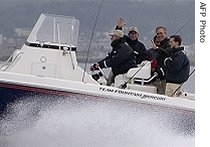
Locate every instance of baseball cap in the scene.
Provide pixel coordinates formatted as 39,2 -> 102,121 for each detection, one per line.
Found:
109,30 -> 124,38
128,26 -> 139,35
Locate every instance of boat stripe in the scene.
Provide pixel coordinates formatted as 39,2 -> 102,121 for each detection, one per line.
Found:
0,82 -> 194,115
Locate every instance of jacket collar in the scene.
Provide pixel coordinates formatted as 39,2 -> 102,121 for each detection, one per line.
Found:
172,46 -> 184,53
127,37 -> 138,44
111,37 -> 126,48
159,37 -> 169,48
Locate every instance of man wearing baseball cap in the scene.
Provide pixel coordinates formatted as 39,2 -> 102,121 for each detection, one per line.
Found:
108,30 -> 124,38
115,18 -> 149,64
90,29 -> 137,85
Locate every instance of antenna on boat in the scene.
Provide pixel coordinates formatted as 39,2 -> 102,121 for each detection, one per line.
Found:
56,22 -> 61,50
171,69 -> 195,97
82,0 -> 105,82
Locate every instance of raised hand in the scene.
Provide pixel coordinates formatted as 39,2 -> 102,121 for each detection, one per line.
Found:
116,17 -> 126,28
151,39 -> 158,49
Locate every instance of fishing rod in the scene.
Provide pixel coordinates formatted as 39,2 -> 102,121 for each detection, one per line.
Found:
171,69 -> 195,97
119,61 -> 149,89
174,18 -> 191,34
82,0 -> 105,82
98,67 -> 108,81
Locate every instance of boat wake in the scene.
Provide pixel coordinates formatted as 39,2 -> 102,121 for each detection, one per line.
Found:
0,94 -> 194,147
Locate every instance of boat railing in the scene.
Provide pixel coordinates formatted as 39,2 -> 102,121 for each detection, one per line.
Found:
131,73 -> 158,85
0,50 -> 24,71
25,41 -> 77,51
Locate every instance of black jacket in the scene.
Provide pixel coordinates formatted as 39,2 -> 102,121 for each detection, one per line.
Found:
164,47 -> 190,84
124,36 -> 149,64
98,38 -> 137,76
156,37 -> 172,68
115,26 -> 149,64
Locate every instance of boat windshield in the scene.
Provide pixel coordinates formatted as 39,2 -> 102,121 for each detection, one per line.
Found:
27,13 -> 79,48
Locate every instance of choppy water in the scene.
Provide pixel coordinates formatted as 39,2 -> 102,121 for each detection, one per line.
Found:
0,93 -> 194,147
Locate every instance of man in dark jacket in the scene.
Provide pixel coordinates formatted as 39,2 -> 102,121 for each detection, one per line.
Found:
90,30 -> 137,85
164,35 -> 190,97
115,18 -> 149,64
155,26 -> 172,68
151,26 -> 172,94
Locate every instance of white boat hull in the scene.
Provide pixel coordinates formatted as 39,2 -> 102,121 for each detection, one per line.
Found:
0,71 -> 194,112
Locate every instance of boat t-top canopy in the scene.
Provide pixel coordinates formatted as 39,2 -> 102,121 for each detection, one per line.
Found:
26,13 -> 79,49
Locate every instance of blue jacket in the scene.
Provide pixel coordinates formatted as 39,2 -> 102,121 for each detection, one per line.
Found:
164,47 -> 190,84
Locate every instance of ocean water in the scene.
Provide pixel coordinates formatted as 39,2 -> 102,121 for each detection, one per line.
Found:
0,93 -> 194,147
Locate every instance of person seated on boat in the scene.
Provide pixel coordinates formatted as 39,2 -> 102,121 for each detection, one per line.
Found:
115,17 -> 149,64
151,26 -> 172,94
90,30 -> 137,86
164,34 -> 190,97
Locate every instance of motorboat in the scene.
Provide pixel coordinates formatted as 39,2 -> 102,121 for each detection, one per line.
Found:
0,13 -> 195,114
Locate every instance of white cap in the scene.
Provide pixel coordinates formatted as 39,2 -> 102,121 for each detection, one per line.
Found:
109,30 -> 124,38
128,26 -> 139,35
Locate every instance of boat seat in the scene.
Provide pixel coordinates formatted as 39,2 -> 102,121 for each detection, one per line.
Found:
127,60 -> 153,84
127,60 -> 151,79
114,60 -> 157,87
